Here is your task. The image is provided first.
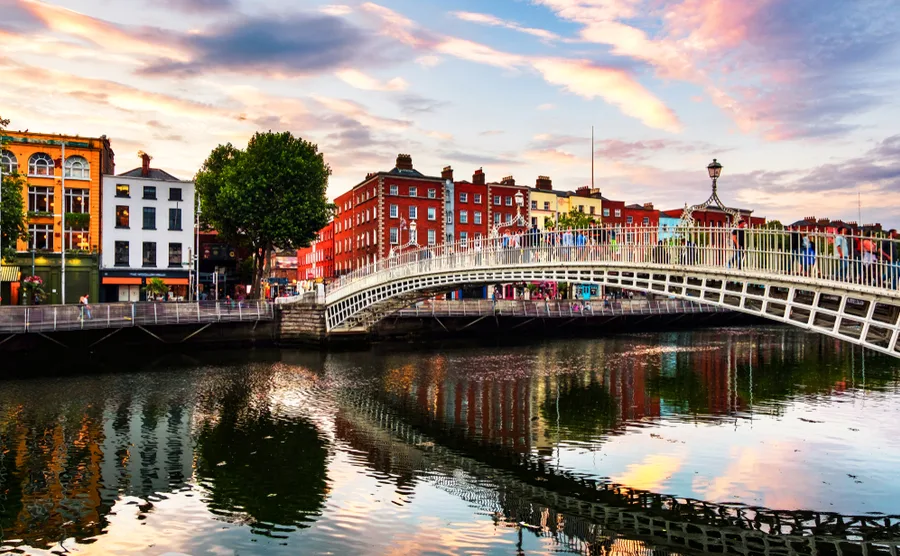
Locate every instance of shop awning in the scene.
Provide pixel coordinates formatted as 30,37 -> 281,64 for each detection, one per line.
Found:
102,277 -> 142,285
1,266 -> 21,282
161,278 -> 189,285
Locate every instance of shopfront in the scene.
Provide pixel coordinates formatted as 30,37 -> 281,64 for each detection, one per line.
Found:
100,270 -> 189,302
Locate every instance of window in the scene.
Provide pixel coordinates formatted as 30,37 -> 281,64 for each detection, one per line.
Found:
578,205 -> 584,213
114,241 -> 129,266
544,201 -> 550,210
531,217 -> 538,227
614,209 -> 621,218
626,216 -> 633,224
409,186 -> 417,197
531,200 -> 537,210
603,208 -> 610,217
505,196 -> 512,206
389,204 -> 398,218
169,187 -> 182,201
590,206 -> 595,215
168,208 -> 182,230
474,212 -> 482,225
428,188 -> 436,199
460,192 -> 468,203
64,156 -> 89,179
447,211 -> 453,224
460,210 -> 468,224
142,242 -> 157,267
28,186 -> 54,212
428,207 -> 436,220
494,213 -> 501,224
643,216 -> 650,225
390,185 -> 398,195
408,206 -> 417,219
169,243 -> 181,268
505,214 -> 512,224
474,194 -> 482,204
427,229 -> 436,245
493,195 -> 501,205
460,231 -> 468,243
28,224 -> 53,250
115,206 -> 129,228
65,229 -> 89,251
64,188 -> 89,213
1,150 -> 18,174
28,153 -> 54,177
143,186 -> 157,200
143,207 -> 156,230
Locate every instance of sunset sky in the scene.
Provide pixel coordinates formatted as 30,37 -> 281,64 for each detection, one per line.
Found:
2,0 -> 898,226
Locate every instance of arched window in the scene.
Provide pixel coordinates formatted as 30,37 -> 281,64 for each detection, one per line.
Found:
64,155 -> 90,180
1,150 -> 18,175
28,152 -> 55,177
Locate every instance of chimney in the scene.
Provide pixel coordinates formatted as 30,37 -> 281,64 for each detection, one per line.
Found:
139,151 -> 152,178
500,175 -> 515,186
535,175 -> 552,191
575,186 -> 590,197
643,202 -> 654,210
396,153 -> 413,170
473,168 -> 485,185
441,166 -> 453,181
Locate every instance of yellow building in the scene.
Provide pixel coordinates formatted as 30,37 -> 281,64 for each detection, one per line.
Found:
568,187 -> 604,222
528,176 -> 572,229
0,130 -> 115,304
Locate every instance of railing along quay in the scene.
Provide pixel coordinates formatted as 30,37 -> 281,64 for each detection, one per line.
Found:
0,300 -> 274,334
395,299 -> 727,318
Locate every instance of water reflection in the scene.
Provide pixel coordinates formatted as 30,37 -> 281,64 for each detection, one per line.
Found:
0,328 -> 898,555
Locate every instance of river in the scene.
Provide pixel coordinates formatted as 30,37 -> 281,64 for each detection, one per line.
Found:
1,326 -> 898,555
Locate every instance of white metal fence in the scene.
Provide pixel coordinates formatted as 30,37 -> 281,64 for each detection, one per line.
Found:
396,299 -> 725,318
327,225 -> 900,302
0,300 -> 275,334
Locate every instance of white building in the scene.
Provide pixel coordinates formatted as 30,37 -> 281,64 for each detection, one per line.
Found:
100,153 -> 195,302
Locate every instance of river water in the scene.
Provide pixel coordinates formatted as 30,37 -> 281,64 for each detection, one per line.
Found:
1,327 -> 899,555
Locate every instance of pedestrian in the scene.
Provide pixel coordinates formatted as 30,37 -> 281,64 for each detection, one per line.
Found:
834,227 -> 851,281
729,220 -> 746,269
801,233 -> 816,276
79,293 -> 92,320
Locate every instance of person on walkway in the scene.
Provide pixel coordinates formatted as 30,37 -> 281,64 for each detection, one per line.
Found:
834,227 -> 852,281
729,220 -> 746,269
79,293 -> 92,320
562,227 -> 574,261
801,233 -> 816,276
574,229 -> 587,261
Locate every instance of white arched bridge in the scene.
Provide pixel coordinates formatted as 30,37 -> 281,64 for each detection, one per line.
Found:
323,225 -> 900,357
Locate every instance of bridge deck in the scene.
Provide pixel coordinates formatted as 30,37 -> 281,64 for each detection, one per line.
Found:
0,300 -> 274,334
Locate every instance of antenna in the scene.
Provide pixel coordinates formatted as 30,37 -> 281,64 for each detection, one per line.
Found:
591,125 -> 594,189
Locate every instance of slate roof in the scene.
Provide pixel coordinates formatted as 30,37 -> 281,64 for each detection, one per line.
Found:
119,167 -> 183,181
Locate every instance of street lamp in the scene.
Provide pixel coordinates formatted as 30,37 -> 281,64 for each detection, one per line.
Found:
490,190 -> 526,238
707,158 -> 723,192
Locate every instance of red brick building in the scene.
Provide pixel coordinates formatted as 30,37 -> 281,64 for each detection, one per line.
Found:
443,166 -> 488,244
297,221 -> 334,281
486,174 -> 530,234
333,189 -> 356,276
622,203 -> 660,228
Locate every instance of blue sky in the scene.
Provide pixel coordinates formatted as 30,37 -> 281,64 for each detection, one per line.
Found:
1,0 -> 899,226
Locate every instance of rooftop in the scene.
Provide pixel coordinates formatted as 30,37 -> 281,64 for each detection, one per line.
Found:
118,167 -> 183,181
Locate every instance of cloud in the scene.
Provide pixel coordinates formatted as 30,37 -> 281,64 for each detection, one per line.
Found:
435,37 -> 525,69
593,138 -> 727,161
532,57 -> 682,132
0,0 -> 44,33
320,4 -> 352,16
439,150 -> 521,166
537,103 -> 555,110
479,130 -> 504,137
336,69 -> 408,91
395,94 -> 450,115
310,95 -> 411,131
450,11 -> 559,41
140,13 -> 374,77
415,55 -> 442,67
360,2 -> 434,49
161,0 -> 235,13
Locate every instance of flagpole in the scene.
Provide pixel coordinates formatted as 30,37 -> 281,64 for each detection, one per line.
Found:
591,125 -> 594,189
61,142 -> 66,304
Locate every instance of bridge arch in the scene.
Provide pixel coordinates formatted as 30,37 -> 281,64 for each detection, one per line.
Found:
326,260 -> 900,357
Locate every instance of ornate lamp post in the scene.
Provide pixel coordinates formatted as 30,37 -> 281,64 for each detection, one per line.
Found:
490,190 -> 526,238
679,158 -> 740,227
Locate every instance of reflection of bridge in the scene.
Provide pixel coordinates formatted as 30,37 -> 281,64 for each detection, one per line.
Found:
322,226 -> 900,356
339,389 -> 900,556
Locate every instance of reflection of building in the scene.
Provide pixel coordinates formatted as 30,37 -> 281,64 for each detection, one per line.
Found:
1,129 -> 114,304
100,153 -> 195,301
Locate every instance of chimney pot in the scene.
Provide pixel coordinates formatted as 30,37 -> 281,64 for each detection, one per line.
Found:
396,153 -> 413,170
441,166 -> 453,181
139,151 -> 152,178
473,168 -> 485,185
535,175 -> 552,190
500,175 -> 515,186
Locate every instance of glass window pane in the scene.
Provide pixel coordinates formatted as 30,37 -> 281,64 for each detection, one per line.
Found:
116,184 -> 130,198
115,241 -> 129,266
116,206 -> 130,228
168,243 -> 182,267
143,207 -> 156,229
142,242 -> 156,267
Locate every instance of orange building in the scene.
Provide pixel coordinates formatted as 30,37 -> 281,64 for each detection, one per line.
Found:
0,130 -> 115,304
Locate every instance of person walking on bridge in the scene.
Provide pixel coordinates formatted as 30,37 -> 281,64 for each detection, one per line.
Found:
729,221 -> 746,270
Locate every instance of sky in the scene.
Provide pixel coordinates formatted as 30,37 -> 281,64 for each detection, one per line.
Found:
1,0 -> 899,227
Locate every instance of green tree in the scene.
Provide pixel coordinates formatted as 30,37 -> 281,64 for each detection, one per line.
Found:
1,115 -> 27,262
144,277 -> 168,299
557,209 -> 596,229
195,132 -> 333,299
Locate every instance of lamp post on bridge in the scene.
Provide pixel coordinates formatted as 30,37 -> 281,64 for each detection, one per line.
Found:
392,219 -> 417,260
489,190 -> 526,239
679,158 -> 740,229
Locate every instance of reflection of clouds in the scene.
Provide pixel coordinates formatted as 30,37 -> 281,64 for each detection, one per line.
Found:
612,453 -> 684,492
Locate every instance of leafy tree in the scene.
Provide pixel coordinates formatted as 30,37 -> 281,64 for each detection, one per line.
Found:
1,116 -> 28,262
557,208 -> 596,229
144,277 -> 168,299
195,132 -> 333,298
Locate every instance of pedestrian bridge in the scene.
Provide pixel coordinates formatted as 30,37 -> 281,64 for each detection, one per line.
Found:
323,226 -> 900,357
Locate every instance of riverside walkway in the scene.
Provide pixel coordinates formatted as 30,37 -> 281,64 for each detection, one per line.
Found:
321,225 -> 900,356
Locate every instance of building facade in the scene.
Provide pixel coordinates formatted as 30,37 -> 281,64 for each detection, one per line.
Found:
568,187 -> 604,223
0,130 -> 114,305
100,153 -> 195,302
622,203 -> 660,228
486,175 -> 530,234
297,221 -> 335,282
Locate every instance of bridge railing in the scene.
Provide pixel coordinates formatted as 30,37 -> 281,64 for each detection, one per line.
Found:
0,300 -> 274,334
396,298 -> 725,318
328,225 -> 900,301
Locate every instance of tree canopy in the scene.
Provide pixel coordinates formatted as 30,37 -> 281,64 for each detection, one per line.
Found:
556,209 -> 597,229
1,116 -> 27,262
195,131 -> 333,298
